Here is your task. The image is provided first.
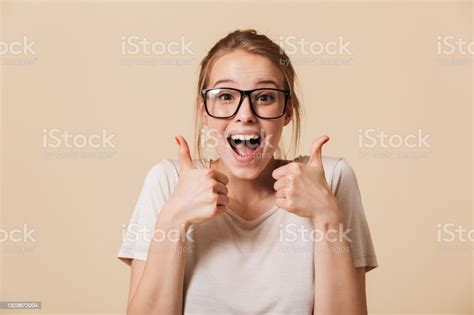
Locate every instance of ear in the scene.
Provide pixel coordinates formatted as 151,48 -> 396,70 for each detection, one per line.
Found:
200,99 -> 208,124
283,99 -> 293,126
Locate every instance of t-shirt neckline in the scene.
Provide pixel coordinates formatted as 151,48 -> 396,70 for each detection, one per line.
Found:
191,155 -> 307,227
224,203 -> 279,228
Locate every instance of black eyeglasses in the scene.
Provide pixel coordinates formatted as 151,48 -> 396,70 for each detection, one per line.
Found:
201,87 -> 290,119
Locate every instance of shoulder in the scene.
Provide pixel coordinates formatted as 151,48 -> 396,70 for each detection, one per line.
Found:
166,158 -> 209,172
146,159 -> 176,177
141,159 -> 180,189
146,158 -> 208,181
293,154 -> 347,173
137,158 -> 191,199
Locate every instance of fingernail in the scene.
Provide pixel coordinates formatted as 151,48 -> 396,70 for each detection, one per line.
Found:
175,136 -> 180,145
322,136 -> 330,144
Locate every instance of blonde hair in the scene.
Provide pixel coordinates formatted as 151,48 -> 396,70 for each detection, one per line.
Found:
194,29 -> 302,162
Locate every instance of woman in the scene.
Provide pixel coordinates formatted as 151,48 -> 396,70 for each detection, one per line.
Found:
118,29 -> 378,315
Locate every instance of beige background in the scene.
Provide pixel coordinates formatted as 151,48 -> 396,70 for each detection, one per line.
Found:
0,1 -> 472,314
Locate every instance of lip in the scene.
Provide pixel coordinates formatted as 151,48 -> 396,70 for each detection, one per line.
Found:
225,129 -> 262,137
228,142 -> 264,163
222,128 -> 266,164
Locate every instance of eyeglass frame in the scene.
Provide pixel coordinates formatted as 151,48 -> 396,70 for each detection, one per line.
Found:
201,87 -> 291,119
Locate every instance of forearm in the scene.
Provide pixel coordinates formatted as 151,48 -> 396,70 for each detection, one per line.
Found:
312,218 -> 367,315
127,208 -> 190,315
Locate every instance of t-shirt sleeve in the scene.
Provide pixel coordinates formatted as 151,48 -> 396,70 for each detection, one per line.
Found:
117,159 -> 177,266
332,159 -> 378,272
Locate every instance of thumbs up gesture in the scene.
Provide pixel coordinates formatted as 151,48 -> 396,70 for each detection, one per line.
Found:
162,136 -> 230,229
272,136 -> 342,226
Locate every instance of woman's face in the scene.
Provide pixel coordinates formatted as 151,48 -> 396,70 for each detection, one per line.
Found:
202,50 -> 292,179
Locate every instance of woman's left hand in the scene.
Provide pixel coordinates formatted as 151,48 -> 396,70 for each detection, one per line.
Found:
272,135 -> 343,226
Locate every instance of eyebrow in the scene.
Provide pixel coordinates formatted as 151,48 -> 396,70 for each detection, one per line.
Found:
212,79 -> 280,88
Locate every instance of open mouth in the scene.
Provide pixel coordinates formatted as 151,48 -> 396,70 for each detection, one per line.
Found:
227,134 -> 262,158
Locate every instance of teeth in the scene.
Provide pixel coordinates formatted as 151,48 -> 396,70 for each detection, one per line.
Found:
230,134 -> 260,141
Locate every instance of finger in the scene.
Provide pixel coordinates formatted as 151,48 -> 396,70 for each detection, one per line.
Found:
209,170 -> 229,186
216,193 -> 229,206
275,197 -> 292,212
272,164 -> 290,180
212,182 -> 229,195
273,177 -> 289,191
215,205 -> 227,214
275,188 -> 287,199
308,135 -> 330,167
175,135 -> 194,170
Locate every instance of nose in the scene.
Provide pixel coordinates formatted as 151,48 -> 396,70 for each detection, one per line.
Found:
234,95 -> 257,123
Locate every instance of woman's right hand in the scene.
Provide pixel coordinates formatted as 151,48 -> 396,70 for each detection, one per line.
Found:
160,135 -> 229,229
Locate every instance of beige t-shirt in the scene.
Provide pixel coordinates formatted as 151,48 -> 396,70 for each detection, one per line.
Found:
118,155 -> 378,315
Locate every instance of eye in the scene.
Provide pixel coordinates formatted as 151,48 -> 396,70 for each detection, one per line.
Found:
255,93 -> 276,104
218,93 -> 235,101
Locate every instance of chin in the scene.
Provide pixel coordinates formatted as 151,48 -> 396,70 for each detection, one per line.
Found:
227,165 -> 263,180
218,147 -> 273,180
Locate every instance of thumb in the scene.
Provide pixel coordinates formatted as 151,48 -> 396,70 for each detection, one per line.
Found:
175,136 -> 194,170
308,135 -> 330,167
